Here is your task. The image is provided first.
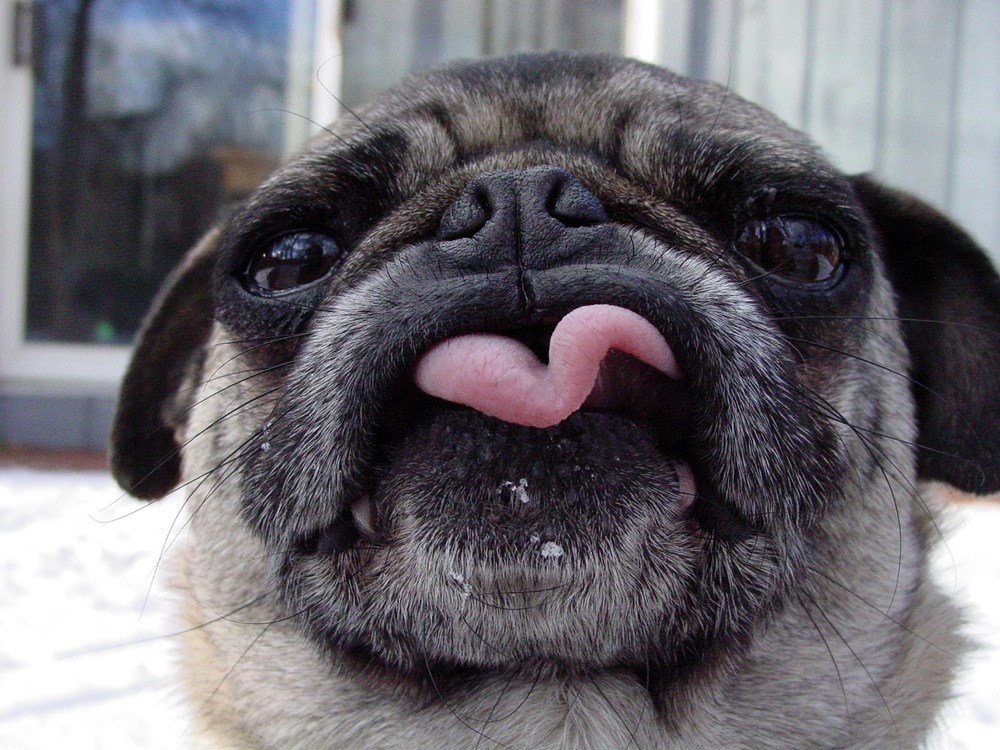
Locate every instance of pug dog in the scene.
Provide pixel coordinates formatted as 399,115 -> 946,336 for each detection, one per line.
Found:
110,52 -> 1000,749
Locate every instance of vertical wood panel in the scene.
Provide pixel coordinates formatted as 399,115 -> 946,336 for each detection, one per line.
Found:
725,0 -> 810,129
875,0 -> 960,209
440,0 -> 485,58
657,0 -> 695,74
949,0 -> 1000,255
702,0 -> 738,85
803,0 -> 884,173
622,0 -> 693,72
341,0 -> 420,105
694,0 -> 999,260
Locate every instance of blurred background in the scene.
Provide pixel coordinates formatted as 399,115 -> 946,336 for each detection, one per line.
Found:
1,0 -> 999,449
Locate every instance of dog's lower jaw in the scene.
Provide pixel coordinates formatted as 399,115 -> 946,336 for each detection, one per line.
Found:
160,316 -> 962,750
173,376 -> 962,750
175,535 -> 960,750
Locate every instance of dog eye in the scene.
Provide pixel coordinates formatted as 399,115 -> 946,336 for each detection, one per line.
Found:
735,217 -> 843,284
244,232 -> 342,294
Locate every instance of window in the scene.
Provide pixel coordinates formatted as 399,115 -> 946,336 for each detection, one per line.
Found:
24,0 -> 321,345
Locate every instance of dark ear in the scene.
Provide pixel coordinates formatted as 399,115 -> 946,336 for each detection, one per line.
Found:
109,229 -> 219,499
851,175 -> 1000,494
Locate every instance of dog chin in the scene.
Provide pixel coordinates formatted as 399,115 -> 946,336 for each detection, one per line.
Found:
305,407 -> 703,671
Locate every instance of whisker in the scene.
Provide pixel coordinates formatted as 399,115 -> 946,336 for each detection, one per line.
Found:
421,655 -> 517,750
795,592 -> 854,743
187,620 -> 276,734
474,667 -> 545,741
808,568 -> 961,658
585,671 -> 645,750
798,588 -> 901,742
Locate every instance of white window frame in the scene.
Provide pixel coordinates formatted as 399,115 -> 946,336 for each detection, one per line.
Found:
0,0 -> 342,397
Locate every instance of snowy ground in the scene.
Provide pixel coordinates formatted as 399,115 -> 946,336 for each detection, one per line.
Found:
1,467 -> 998,749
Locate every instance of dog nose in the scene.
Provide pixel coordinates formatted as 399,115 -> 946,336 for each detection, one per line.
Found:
436,166 -> 609,271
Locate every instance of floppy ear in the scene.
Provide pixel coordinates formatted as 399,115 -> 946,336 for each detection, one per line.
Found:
851,175 -> 1000,495
109,229 -> 219,499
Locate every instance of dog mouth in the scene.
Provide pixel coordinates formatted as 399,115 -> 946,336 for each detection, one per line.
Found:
318,305 -> 698,552
285,303 -> 714,672
257,266 -> 832,673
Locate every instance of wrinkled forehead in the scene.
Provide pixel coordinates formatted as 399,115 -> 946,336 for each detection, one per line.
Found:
239,52 -> 847,253
314,53 -> 820,169
218,53 -> 868,341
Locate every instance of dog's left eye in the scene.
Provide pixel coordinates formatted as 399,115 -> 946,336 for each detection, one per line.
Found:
735,217 -> 844,285
243,232 -> 342,294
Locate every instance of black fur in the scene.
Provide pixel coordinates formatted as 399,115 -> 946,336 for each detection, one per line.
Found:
110,243 -> 215,497
853,175 -> 1000,493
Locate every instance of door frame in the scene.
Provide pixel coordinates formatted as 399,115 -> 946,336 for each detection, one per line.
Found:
0,0 -> 342,397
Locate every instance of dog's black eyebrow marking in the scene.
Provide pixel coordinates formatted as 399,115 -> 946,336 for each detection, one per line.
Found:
416,102 -> 461,154
319,129 -> 414,240
212,127 -> 416,342
218,127 -> 412,250
604,108 -> 636,173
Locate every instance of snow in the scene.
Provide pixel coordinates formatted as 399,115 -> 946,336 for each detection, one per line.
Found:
502,478 -> 531,504
1,467 -> 998,748
540,541 -> 565,559
930,498 -> 1000,749
0,469 -> 191,749
448,569 -> 473,599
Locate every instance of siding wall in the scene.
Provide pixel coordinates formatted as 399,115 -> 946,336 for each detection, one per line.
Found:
643,0 -> 1000,261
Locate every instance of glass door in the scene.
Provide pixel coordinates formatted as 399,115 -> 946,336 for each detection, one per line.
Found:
29,0 -> 324,345
0,0 -> 335,388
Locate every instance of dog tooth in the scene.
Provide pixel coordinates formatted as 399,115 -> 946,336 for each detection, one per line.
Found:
350,495 -> 376,537
674,459 -> 696,510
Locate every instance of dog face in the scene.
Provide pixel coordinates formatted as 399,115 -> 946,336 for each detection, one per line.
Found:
112,53 -> 1000,747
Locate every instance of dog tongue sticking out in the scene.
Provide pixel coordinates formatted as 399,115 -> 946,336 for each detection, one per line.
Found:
413,305 -> 682,428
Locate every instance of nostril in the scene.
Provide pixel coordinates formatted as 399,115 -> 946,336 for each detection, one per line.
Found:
438,167 -> 608,243
546,175 -> 609,228
438,185 -> 492,240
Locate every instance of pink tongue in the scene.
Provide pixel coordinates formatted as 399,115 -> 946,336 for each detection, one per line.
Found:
413,305 -> 681,428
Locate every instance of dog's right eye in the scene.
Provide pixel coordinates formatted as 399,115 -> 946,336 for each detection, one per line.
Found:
243,232 -> 342,295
